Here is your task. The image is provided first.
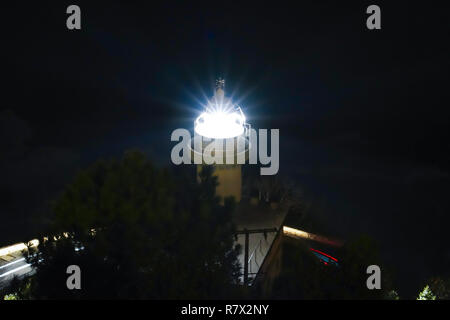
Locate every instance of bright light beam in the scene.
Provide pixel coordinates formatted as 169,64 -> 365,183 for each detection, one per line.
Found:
0,264 -> 31,278
0,239 -> 39,257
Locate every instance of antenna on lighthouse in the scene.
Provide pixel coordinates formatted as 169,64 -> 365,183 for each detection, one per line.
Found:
215,78 -> 225,100
215,77 -> 225,90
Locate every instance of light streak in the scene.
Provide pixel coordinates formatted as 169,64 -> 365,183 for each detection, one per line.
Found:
282,226 -> 344,247
0,258 -> 26,269
0,239 -> 39,257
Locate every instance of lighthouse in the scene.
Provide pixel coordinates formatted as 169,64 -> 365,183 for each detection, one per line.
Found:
194,78 -> 250,204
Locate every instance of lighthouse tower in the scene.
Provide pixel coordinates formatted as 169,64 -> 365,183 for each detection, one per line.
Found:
194,79 -> 249,204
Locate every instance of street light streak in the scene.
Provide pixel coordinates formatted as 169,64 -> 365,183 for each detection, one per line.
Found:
310,248 -> 338,262
0,258 -> 25,269
0,239 -> 39,257
282,226 -> 344,247
0,263 -> 31,278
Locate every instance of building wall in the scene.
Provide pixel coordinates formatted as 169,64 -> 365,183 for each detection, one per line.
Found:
197,164 -> 241,204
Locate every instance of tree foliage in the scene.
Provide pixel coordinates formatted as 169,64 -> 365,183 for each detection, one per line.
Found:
10,151 -> 241,299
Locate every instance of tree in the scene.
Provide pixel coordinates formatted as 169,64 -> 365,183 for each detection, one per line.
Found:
244,172 -> 303,207
417,285 -> 436,300
9,150 -> 242,299
269,238 -> 335,299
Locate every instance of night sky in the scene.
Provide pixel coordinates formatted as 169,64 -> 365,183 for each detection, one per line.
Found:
2,1 -> 449,297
